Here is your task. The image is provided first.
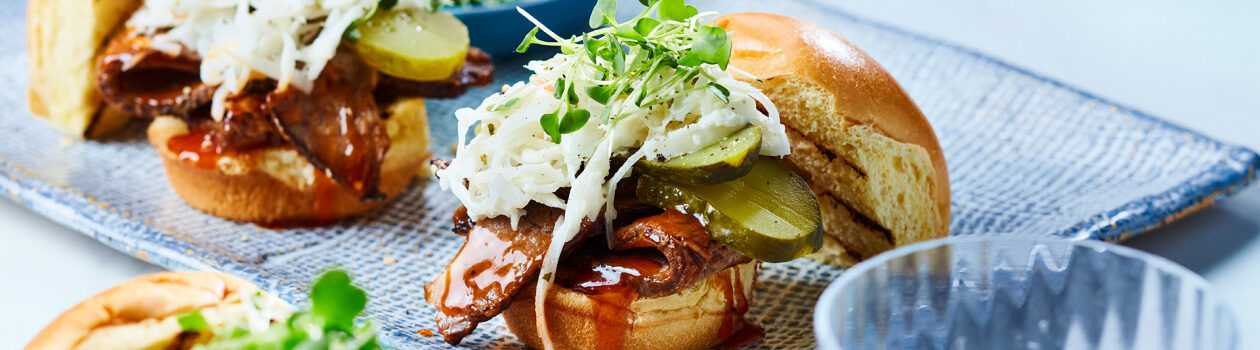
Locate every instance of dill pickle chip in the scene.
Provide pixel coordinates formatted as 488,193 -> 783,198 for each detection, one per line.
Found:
636,125 -> 761,185
355,9 -> 469,81
637,157 -> 822,262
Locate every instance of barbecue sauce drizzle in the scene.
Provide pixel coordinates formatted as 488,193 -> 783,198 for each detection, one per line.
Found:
562,255 -> 663,350
553,210 -> 763,349
166,128 -> 223,170
311,172 -> 337,223
715,267 -> 764,349
561,254 -> 763,349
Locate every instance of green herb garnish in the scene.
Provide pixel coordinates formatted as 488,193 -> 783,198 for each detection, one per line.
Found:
515,0 -> 733,143
177,270 -> 381,350
178,311 -> 210,332
657,0 -> 698,22
310,270 -> 369,334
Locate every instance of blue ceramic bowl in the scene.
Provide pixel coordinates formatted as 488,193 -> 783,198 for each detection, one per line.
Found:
447,0 -> 595,58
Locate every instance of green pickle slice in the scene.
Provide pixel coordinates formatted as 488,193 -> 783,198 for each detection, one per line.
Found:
355,9 -> 470,81
636,125 -> 762,185
637,157 -> 823,262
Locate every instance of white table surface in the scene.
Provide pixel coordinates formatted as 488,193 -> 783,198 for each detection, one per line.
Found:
3,0 -> 1258,348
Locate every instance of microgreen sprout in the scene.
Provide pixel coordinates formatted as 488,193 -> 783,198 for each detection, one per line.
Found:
513,0 -> 733,143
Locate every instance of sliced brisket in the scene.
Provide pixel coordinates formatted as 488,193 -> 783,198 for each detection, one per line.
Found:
97,33 -> 213,118
267,48 -> 389,201
425,204 -> 600,344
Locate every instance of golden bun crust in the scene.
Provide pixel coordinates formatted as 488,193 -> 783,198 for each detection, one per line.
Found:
26,0 -> 138,137
718,13 -> 950,266
147,98 -> 431,225
502,263 -> 757,350
26,271 -> 274,350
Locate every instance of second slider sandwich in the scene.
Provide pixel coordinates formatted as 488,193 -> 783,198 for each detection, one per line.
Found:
28,0 -> 495,224
424,0 -> 948,349
28,270 -> 380,349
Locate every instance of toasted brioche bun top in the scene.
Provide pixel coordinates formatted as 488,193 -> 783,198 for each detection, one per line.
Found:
717,13 -> 949,264
27,271 -> 286,350
718,12 -> 949,221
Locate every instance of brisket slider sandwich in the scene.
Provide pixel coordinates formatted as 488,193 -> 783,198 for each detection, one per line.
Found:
28,270 -> 380,349
424,1 -> 947,349
28,0 -> 494,224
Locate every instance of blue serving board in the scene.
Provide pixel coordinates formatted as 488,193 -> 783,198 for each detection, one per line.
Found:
1,0 -> 1256,348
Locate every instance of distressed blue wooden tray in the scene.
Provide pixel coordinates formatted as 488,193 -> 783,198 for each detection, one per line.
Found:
1,0 -> 1256,348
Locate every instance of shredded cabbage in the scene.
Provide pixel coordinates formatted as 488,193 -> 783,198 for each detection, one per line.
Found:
439,56 -> 788,225
126,0 -> 442,120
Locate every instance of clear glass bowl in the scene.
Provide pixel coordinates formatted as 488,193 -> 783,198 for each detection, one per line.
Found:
814,236 -> 1237,349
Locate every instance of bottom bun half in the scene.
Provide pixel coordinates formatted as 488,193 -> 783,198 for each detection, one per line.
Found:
147,98 -> 431,225
503,262 -> 758,350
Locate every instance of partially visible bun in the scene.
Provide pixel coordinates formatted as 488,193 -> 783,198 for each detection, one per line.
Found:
717,13 -> 950,266
147,97 -> 431,225
27,271 -> 286,350
27,0 -> 139,137
502,263 -> 757,350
